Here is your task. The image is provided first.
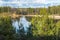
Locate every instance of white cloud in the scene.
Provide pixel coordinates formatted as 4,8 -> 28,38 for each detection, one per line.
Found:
0,0 -> 60,8
0,0 -> 60,4
34,0 -> 46,3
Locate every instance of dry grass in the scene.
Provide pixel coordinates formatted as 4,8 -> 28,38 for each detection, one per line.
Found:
0,13 -> 60,19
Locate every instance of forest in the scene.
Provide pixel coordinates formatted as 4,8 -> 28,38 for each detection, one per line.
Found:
0,5 -> 60,40
0,5 -> 60,15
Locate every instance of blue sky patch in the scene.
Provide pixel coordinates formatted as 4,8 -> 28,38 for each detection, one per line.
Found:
0,0 -> 60,8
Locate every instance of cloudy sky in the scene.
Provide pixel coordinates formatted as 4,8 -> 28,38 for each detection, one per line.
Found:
0,0 -> 60,8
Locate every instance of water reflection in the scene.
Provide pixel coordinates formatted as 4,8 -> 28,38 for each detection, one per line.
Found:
12,16 -> 31,34
12,20 -> 19,32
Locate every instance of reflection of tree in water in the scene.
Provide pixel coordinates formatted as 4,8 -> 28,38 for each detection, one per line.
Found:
12,16 -> 33,40
12,16 -> 31,35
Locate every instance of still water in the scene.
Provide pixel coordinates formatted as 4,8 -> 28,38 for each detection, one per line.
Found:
12,16 -> 31,34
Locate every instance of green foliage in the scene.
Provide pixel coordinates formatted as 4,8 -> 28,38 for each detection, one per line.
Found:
0,5 -> 60,15
48,6 -> 60,15
0,17 -> 16,40
0,7 -> 11,13
31,8 -> 57,37
56,21 -> 60,36
40,8 -> 47,15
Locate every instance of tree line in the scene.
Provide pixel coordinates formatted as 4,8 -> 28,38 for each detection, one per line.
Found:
0,5 -> 60,15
